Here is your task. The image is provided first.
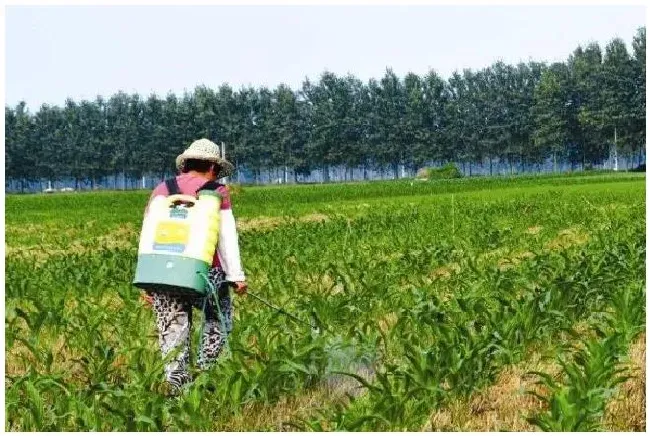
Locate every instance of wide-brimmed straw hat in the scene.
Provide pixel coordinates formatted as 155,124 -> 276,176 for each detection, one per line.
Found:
175,139 -> 234,179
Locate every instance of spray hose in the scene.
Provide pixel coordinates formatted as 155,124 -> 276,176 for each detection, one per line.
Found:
197,271 -> 230,358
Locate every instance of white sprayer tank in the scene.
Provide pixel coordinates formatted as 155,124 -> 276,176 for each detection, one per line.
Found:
133,190 -> 221,294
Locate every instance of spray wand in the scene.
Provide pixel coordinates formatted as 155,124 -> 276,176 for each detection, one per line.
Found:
229,283 -> 322,333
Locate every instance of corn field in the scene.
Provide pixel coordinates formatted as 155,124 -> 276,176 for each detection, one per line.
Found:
5,172 -> 646,431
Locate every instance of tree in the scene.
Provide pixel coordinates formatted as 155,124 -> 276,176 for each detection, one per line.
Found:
600,37 -> 637,169
629,27 -> 646,164
444,70 -> 484,174
140,94 -> 168,182
376,68 -> 408,178
335,75 -> 367,180
403,72 -> 429,171
532,63 -> 573,171
570,43 -> 608,167
30,103 -> 63,185
6,102 -> 38,191
105,92 -> 131,188
230,87 -> 259,183
268,84 -> 306,183
421,70 -> 448,165
511,62 -> 545,169
77,99 -> 105,188
302,72 -> 351,182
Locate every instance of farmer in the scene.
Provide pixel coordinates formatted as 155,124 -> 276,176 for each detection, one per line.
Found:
142,138 -> 247,392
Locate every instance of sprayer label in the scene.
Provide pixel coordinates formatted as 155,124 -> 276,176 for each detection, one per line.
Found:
169,208 -> 189,219
152,243 -> 186,253
153,222 -> 189,253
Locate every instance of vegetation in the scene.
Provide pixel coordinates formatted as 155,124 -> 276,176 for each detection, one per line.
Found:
416,163 -> 463,180
5,172 -> 645,431
5,28 -> 645,190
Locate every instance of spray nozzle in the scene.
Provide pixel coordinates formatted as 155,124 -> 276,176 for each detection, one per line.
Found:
309,309 -> 325,335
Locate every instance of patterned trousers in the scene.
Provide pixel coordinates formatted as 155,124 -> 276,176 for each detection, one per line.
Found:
147,268 -> 233,390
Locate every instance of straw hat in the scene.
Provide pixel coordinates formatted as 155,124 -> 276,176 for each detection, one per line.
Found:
175,139 -> 234,179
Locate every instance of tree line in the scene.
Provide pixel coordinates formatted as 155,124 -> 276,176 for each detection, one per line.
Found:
5,27 -> 645,191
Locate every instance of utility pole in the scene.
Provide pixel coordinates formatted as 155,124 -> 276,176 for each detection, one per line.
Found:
612,127 -> 618,171
221,141 -> 229,183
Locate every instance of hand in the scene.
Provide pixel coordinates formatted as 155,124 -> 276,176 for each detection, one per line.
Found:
141,292 -> 154,306
232,281 -> 248,295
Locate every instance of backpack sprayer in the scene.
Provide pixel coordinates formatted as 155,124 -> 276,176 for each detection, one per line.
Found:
133,180 -> 222,294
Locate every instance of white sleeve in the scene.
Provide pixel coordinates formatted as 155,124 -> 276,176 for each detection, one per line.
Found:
217,209 -> 246,282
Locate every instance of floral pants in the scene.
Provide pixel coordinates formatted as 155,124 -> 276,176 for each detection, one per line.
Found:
147,268 -> 232,390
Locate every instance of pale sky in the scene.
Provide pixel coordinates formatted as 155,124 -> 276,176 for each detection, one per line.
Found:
5,4 -> 646,110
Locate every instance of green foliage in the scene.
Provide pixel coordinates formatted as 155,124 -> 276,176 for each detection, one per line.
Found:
526,221 -> 646,431
416,163 -> 463,180
5,174 -> 645,431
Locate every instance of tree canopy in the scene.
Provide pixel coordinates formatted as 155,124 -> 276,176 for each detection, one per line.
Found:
5,27 -> 645,190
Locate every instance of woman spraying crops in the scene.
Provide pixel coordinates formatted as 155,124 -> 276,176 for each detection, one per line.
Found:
140,138 -> 247,392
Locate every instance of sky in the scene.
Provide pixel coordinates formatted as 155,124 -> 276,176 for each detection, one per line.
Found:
5,4 -> 647,110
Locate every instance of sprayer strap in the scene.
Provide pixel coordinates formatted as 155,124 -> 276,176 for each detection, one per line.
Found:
165,178 -> 180,196
197,181 -> 221,193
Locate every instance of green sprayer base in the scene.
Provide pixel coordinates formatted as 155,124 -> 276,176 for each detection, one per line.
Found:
133,254 -> 210,295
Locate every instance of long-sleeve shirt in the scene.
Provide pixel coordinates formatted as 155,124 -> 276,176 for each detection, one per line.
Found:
147,174 -> 246,282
